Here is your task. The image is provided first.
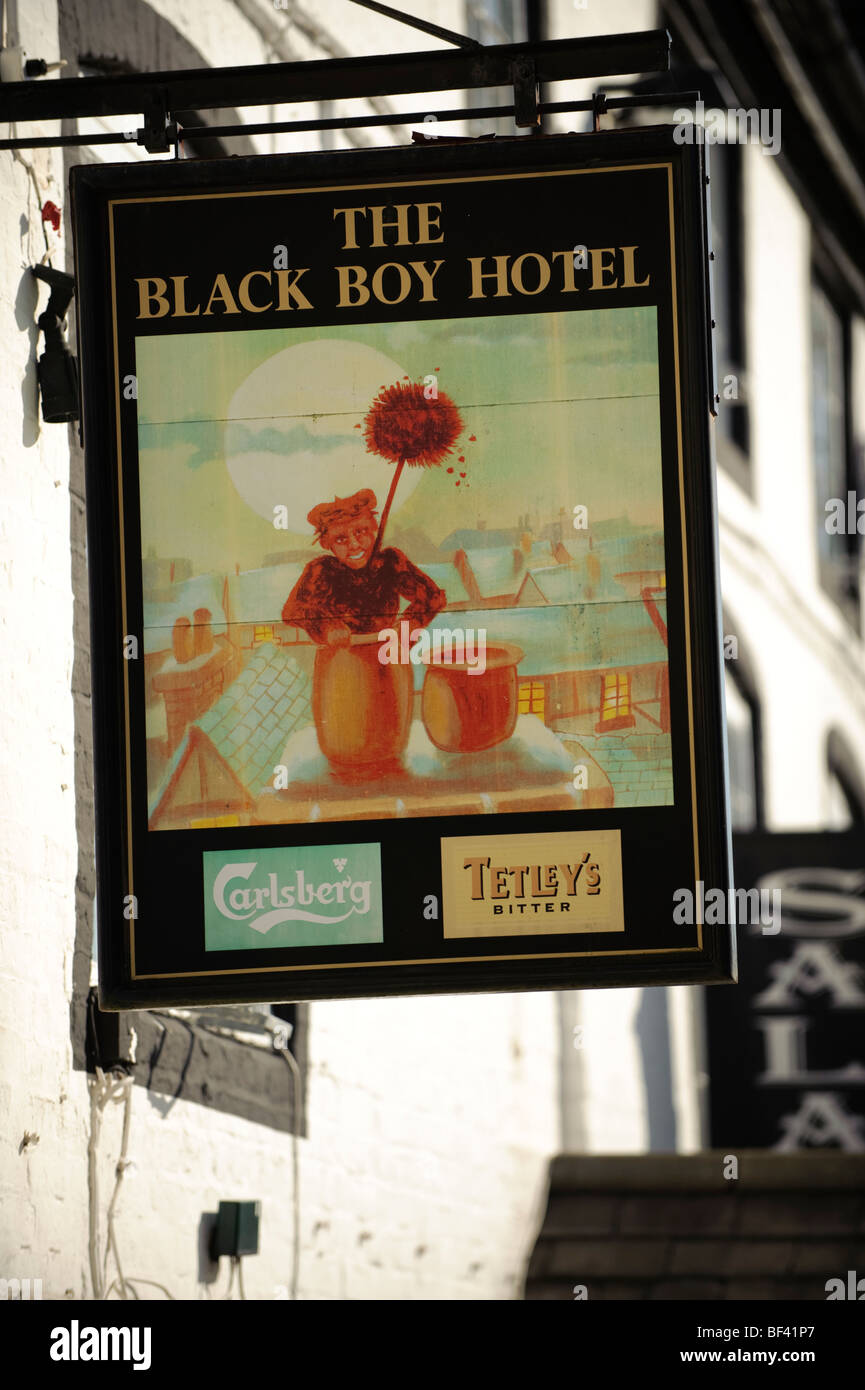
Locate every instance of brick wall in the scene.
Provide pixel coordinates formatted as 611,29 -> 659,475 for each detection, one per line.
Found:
525,1153 -> 865,1300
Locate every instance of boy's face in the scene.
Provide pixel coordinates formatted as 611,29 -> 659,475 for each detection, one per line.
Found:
325,513 -> 376,569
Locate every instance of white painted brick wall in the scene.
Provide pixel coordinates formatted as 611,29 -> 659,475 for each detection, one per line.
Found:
0,0 -> 561,1303
0,0 -> 89,1297
32,993 -> 557,1301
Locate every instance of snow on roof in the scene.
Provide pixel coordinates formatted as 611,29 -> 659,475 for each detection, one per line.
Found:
421,561 -> 471,607
462,546 -> 525,597
417,601 -> 667,681
526,564 -> 591,606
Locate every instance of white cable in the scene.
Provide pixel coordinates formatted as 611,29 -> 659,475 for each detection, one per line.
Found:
87,1063 -> 177,1301
89,1039 -> 301,1302
102,1074 -> 134,1298
106,1277 -> 172,1301
281,1048 -> 302,1300
87,1069 -> 107,1300
4,120 -> 54,264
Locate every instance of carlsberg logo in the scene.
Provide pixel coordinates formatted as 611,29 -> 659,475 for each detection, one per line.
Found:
203,843 -> 384,952
214,862 -> 371,933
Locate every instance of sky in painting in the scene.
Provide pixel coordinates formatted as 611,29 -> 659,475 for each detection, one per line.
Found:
136,306 -> 663,576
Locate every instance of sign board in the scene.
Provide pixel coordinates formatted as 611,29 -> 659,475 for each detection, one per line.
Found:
708,831 -> 865,1150
71,127 -> 734,1007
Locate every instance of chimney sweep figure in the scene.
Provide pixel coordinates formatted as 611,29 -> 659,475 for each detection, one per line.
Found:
281,378 -> 464,783
283,377 -> 464,643
281,488 -> 446,643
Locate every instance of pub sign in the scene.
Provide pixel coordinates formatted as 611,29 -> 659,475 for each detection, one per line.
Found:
71,127 -> 734,1006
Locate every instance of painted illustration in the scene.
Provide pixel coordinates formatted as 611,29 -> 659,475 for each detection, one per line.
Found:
138,308 -> 672,830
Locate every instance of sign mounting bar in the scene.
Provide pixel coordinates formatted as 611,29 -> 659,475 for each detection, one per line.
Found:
0,31 -> 670,127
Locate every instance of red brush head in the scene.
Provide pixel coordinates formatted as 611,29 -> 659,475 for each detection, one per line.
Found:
363,380 -> 463,466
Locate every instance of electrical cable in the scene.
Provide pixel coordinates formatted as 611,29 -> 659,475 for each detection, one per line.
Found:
4,117 -> 54,263
120,1278 -> 174,1299
88,1028 -> 301,1300
87,1069 -> 107,1300
87,1064 -> 177,1301
102,1073 -> 133,1297
280,1047 -> 302,1300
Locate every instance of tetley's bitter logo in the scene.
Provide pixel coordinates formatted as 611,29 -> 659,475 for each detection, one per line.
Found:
441,829 -> 625,940
203,843 -> 383,951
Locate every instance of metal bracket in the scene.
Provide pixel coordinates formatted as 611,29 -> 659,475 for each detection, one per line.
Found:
137,98 -> 178,154
591,91 -> 609,133
0,32 -> 673,153
512,56 -> 540,129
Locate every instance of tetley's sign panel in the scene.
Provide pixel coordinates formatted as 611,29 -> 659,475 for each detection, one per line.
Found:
71,127 -> 733,1006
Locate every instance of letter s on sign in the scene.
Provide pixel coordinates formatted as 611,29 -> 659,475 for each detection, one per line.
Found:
756,868 -> 865,939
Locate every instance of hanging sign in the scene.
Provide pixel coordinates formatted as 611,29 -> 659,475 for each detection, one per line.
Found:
708,831 -> 865,1150
71,126 -> 734,1006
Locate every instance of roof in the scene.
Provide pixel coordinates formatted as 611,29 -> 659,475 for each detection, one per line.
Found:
421,561 -> 472,607
528,540 -> 556,563
438,528 -> 514,553
197,644 -> 312,793
149,644 -> 313,817
524,564 -> 592,606
461,545 -> 525,598
555,537 -> 590,563
415,601 -> 667,682
595,533 -> 666,572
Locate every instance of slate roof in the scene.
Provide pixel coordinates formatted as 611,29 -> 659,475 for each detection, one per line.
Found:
148,644 -> 313,816
197,644 -> 312,794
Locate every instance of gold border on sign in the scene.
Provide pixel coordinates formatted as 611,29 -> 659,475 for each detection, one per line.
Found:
107,159 -> 702,979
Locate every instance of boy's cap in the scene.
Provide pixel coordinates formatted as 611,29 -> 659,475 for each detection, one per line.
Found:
309,489 -> 378,541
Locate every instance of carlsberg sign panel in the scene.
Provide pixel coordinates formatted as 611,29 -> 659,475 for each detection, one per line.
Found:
203,843 -> 384,951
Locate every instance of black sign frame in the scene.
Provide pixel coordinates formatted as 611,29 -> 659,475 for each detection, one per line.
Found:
72,126 -> 735,1008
